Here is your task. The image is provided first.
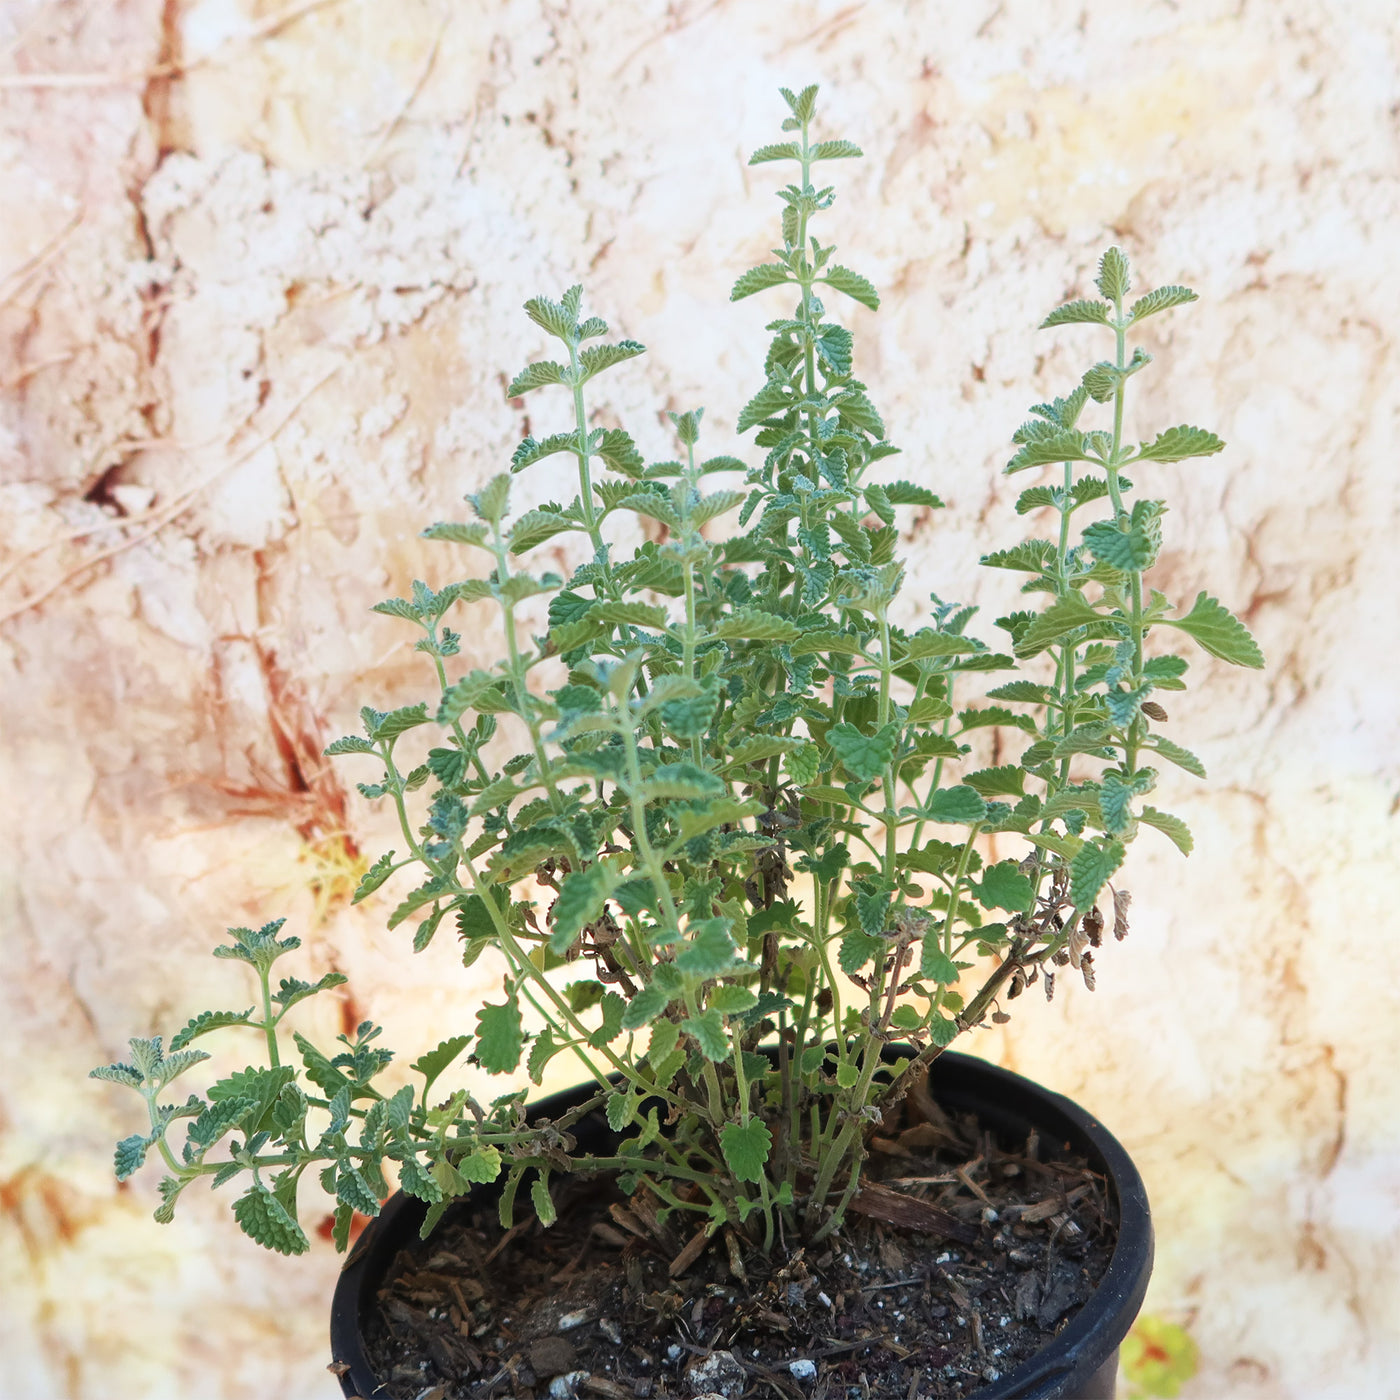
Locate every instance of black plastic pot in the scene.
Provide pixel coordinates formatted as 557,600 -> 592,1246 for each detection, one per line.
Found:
330,1051 -> 1152,1400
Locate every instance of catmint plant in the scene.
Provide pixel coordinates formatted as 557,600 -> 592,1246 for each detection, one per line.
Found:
94,85 -> 1262,1260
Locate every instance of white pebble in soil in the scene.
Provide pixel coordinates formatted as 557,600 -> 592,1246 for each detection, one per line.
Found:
686,1350 -> 747,1398
788,1359 -> 817,1383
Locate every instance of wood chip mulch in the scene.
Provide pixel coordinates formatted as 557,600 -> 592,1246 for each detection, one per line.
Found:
358,1079 -> 1116,1400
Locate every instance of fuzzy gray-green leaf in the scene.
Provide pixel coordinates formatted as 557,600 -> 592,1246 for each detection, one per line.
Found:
1165,592 -> 1264,668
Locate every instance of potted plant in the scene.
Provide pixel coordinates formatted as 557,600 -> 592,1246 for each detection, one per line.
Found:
93,85 -> 1261,1399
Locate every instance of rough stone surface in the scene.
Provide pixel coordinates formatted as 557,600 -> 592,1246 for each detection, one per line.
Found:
1,3 -> 1397,1398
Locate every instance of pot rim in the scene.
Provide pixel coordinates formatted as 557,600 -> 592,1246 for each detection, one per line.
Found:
329,1049 -> 1152,1400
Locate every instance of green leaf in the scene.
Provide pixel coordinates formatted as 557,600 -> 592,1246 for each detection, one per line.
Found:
1040,298 -> 1111,328
1129,285 -> 1197,322
647,1018 -> 680,1067
1014,594 -> 1107,657
835,1059 -> 859,1088
588,600 -> 669,630
737,379 -> 795,432
1135,425 -> 1225,463
921,948 -> 961,984
420,520 -> 493,547
690,489 -> 747,526
591,992 -> 626,1051
780,83 -> 819,121
820,265 -> 880,311
458,1145 -> 503,1183
335,1168 -> 381,1216
661,687 -> 720,741
114,1133 -> 153,1181
810,139 -> 862,160
707,986 -> 759,1017
584,428 -> 642,480
620,983 -> 671,1030
863,488 -> 894,530
566,979 -> 606,1013
982,540 -> 1057,574
1069,839 -> 1126,909
438,669 -> 507,725
674,797 -> 762,844
682,1008 -> 729,1061
1140,805 -> 1194,855
785,744 -> 820,786
720,1119 -> 773,1183
509,510 -> 573,553
233,1185 -> 309,1256
827,722 -> 898,781
475,1001 -> 523,1074
643,762 -> 724,800
790,630 -> 865,658
838,929 -> 882,974
185,1098 -> 257,1153
399,1155 -> 444,1204
168,1008 -> 255,1052
1099,772 -> 1139,836
958,705 -> 1036,735
927,1015 -> 960,1047
1005,429 -> 1098,475
839,393 -> 885,438
855,886 -> 891,936
411,1035 -> 470,1095
324,735 -> 377,756
1148,736 -> 1207,779
524,291 -> 578,340
731,264 -> 793,300
386,874 -> 451,931
883,481 -> 944,508
370,704 -> 430,742
506,360 -> 569,397
986,681 -> 1050,704
1082,521 -> 1153,571
1165,592 -> 1264,667
1015,486 -> 1059,514
208,1065 -> 296,1132
712,608 -> 801,642
676,919 -> 747,978
531,1177 -> 558,1228
370,597 -> 420,623
579,341 -> 645,381
902,631 -> 983,660
964,766 -> 1025,799
1054,724 -> 1115,758
749,141 -> 802,164
1096,247 -> 1132,302
921,786 -> 988,824
904,839 -> 976,876
721,736 -> 801,767
977,861 -> 1034,912
606,1091 -> 639,1131
549,860 -> 622,953
526,1026 -> 558,1085
352,850 -> 399,904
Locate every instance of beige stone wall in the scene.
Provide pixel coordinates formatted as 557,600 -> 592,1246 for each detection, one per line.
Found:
2,1 -> 1397,1396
